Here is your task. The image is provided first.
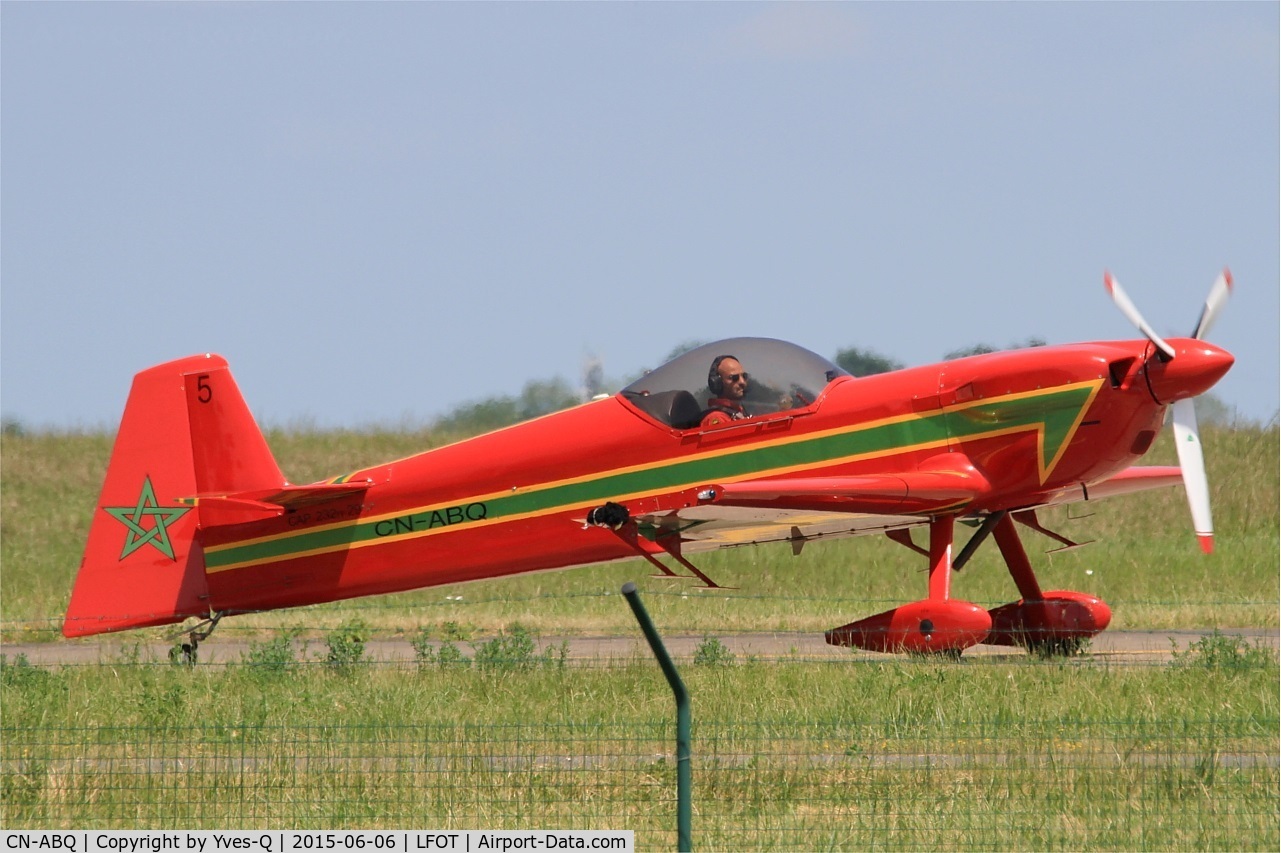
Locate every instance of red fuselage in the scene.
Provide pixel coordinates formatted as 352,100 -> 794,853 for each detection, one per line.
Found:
198,337 -> 1231,616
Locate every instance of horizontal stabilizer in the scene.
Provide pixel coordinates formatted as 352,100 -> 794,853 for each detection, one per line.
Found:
259,481 -> 373,508
182,481 -> 372,526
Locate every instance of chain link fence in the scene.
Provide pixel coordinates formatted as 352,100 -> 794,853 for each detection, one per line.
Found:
4,716 -> 1277,850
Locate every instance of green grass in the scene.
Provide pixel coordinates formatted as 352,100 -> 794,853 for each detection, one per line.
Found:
2,632 -> 1272,734
2,423 -> 1276,846
2,649 -> 1277,847
2,424 -> 1276,642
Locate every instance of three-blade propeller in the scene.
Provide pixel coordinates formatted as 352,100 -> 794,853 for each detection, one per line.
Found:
1105,269 -> 1232,554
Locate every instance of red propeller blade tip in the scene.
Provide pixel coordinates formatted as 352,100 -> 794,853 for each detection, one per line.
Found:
1197,534 -> 1214,555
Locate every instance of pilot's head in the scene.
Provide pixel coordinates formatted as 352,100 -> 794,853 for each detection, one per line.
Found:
708,355 -> 748,401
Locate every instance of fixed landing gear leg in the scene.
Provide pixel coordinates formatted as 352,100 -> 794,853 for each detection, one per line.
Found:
167,611 -> 224,665
993,513 -> 1044,601
987,515 -> 1110,655
827,514 -> 991,654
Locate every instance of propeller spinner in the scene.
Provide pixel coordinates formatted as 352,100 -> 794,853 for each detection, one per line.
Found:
1105,270 -> 1234,553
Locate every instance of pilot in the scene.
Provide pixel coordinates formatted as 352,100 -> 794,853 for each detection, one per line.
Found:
702,355 -> 750,427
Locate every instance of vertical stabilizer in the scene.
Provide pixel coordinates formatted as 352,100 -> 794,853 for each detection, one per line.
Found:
63,354 -> 284,637
186,361 -> 285,494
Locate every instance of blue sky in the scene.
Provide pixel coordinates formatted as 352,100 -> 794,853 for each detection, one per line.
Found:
3,2 -> 1277,429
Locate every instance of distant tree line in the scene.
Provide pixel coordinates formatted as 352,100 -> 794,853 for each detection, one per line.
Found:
433,378 -> 582,435
430,334 -> 1269,436
0,337 -> 1250,439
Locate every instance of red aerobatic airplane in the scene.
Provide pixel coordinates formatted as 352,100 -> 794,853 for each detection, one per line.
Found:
64,273 -> 1234,656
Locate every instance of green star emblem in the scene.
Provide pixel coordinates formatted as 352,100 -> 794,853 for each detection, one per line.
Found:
105,476 -> 192,560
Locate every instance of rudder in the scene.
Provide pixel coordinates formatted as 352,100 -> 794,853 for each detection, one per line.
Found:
63,354 -> 284,637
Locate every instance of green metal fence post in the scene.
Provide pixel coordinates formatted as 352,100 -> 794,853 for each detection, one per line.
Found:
622,581 -> 692,852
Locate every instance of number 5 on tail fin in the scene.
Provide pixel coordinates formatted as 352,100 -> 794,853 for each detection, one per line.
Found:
63,354 -> 285,638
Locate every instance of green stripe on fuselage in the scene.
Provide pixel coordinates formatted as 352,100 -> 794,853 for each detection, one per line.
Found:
204,382 -> 1098,570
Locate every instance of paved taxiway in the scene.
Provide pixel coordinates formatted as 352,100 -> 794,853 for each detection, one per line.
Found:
5,628 -> 1276,667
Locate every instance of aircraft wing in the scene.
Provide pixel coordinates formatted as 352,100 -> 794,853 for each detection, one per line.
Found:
707,468 -> 988,510
630,464 -> 1186,556
1036,466 -> 1184,506
631,501 -> 927,555
1083,466 -> 1184,498
629,463 -> 992,555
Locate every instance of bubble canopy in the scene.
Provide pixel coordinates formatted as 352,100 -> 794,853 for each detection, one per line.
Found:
620,338 -> 850,428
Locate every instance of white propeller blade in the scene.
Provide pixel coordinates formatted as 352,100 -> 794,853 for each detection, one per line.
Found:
1102,268 -> 1232,555
1104,272 -> 1177,360
1192,268 -> 1233,340
1172,398 -> 1214,553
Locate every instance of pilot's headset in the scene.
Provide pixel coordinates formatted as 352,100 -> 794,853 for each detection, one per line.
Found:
707,355 -> 739,397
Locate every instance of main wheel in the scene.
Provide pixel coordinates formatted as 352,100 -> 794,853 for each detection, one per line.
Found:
1026,636 -> 1087,658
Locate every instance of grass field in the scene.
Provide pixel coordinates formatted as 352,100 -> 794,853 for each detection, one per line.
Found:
2,636 -> 1277,847
1,423 -> 1278,846
1,423 -> 1276,642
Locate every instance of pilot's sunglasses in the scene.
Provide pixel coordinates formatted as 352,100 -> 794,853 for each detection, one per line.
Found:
725,373 -> 748,383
